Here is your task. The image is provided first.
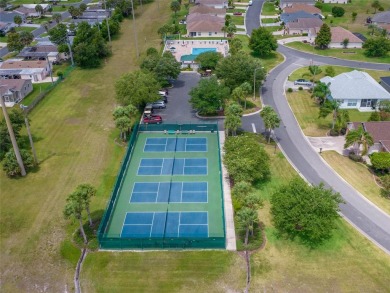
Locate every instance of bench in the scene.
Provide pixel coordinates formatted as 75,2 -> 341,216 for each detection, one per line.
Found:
182,130 -> 189,135
166,130 -> 175,135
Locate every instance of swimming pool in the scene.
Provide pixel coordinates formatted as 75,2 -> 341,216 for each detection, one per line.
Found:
192,48 -> 217,55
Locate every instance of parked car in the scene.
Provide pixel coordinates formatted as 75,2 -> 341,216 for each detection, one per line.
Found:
143,115 -> 162,124
160,95 -> 168,103
248,0 -> 253,6
143,104 -> 154,116
159,90 -> 168,96
294,79 -> 312,86
233,12 -> 243,15
148,101 -> 166,109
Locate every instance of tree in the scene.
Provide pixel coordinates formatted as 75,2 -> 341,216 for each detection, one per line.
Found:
140,54 -> 160,72
2,149 -> 34,177
380,175 -> 390,199
306,65 -> 322,82
224,102 -> 243,136
146,47 -> 158,56
351,12 -> 357,22
68,6 -> 81,18
249,27 -> 278,57
332,6 -> 345,17
315,23 -> 331,49
115,116 -> 132,141
0,110 -> 25,160
224,134 -> 270,183
79,3 -> 87,12
342,38 -> 349,49
75,184 -> 97,226
0,0 -> 9,8
113,104 -> 137,139
371,0 -> 381,13
229,37 -> 243,55
64,191 -> 88,244
170,1 -> 181,17
19,31 -> 34,47
260,106 -> 281,143
115,70 -> 161,107
236,207 -> 258,246
195,51 -> 223,70
14,15 -> 22,27
224,24 -> 237,38
271,178 -> 343,246
312,82 -> 331,104
363,37 -> 390,57
344,126 -> 374,156
157,24 -> 173,40
53,13 -> 62,24
189,76 -> 230,115
325,66 -> 336,77
7,32 -> 23,52
319,100 -> 340,130
370,152 -> 390,172
154,51 -> 181,86
368,111 -> 381,121
35,4 -> 44,18
216,52 -> 265,90
49,23 -> 68,45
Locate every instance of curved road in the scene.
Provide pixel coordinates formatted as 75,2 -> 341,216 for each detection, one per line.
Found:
245,0 -> 390,254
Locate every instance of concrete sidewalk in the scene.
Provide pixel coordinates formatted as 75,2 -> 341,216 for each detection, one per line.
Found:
307,136 -> 348,155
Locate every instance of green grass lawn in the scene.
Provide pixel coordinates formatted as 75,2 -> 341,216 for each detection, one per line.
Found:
230,16 -> 245,26
261,18 -> 279,24
52,5 -> 68,12
21,82 -> 53,106
264,26 -> 282,33
15,26 -> 37,33
30,16 -> 52,24
227,8 -> 246,13
286,41 -> 390,64
0,0 -> 172,290
262,2 -> 279,16
322,151 -> 390,215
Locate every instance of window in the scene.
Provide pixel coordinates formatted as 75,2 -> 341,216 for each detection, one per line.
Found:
209,32 -> 212,36
347,100 -> 357,107
215,32 -> 217,34
197,32 -> 201,36
360,99 -> 378,108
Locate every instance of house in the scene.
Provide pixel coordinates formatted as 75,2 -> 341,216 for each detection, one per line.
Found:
14,4 -> 51,18
0,60 -> 50,82
347,122 -> 390,153
281,10 -> 321,23
329,27 -> 364,49
79,9 -> 111,20
280,0 -> 315,9
380,77 -> 390,93
322,0 -> 348,3
0,11 -> 26,24
320,70 -> 390,111
195,0 -> 227,9
189,5 -> 226,17
0,79 -> 33,107
371,10 -> 390,25
285,17 -> 322,35
17,44 -> 65,63
186,13 -> 225,37
282,4 -> 321,14
0,21 -> 13,34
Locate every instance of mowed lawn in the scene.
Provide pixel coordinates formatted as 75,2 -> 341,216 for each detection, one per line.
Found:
250,145 -> 390,292
321,151 -> 389,215
0,1 -> 171,291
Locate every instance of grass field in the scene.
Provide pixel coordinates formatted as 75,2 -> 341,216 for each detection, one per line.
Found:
261,18 -> 278,24
286,41 -> 390,64
0,0 -> 171,291
21,82 -> 52,106
321,151 -> 389,215
262,2 -> 278,16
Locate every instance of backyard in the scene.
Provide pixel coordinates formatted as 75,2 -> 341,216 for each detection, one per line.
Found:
261,2 -> 278,16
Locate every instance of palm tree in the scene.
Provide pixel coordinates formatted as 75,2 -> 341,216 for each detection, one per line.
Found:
226,24 -> 237,38
236,207 -> 258,246
344,126 -> 374,156
371,0 -> 381,13
64,191 -> 88,244
319,100 -> 340,130
170,1 -> 181,18
35,4 -> 44,18
115,116 -> 132,141
53,13 -> 62,24
76,184 -> 96,227
224,114 -> 241,136
312,82 -> 331,104
260,106 -> 281,143
14,15 -> 22,27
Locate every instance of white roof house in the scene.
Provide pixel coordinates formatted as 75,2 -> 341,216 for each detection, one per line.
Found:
320,70 -> 390,111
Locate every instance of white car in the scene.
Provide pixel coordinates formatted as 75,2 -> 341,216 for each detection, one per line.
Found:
248,0 -> 253,5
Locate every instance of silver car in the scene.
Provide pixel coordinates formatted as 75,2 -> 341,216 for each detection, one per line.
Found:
148,101 -> 166,109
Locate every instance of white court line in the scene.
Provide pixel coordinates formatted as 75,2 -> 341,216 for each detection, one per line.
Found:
252,123 -> 257,133
150,213 -> 155,237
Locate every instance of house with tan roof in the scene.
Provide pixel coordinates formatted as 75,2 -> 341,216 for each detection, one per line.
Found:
285,17 -> 322,35
348,122 -> 390,153
195,0 -> 227,9
329,27 -> 364,48
0,60 -> 50,82
0,79 -> 33,107
189,5 -> 226,17
187,13 -> 225,37
283,4 -> 321,14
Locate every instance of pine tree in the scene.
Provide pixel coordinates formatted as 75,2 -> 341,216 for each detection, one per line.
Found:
315,24 -> 331,49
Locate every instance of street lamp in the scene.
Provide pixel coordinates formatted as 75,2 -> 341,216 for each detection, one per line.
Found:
20,104 -> 38,165
253,66 -> 264,101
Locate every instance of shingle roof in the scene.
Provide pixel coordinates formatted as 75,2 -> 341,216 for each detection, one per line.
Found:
0,60 -> 48,69
283,4 -> 321,14
195,0 -> 226,5
187,13 -> 224,32
189,5 -> 226,15
363,122 -> 390,143
0,12 -> 25,23
372,10 -> 390,24
280,0 -> 315,4
286,17 -> 322,29
281,10 -> 320,23
380,140 -> 390,152
0,79 -> 30,95
320,70 -> 390,101
381,76 -> 390,87
330,27 -> 363,44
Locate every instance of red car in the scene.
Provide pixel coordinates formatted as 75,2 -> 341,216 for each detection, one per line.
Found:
233,12 -> 243,16
143,115 -> 162,124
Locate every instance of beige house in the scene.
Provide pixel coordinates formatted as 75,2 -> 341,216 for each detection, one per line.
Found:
329,27 -> 363,49
0,79 -> 33,107
285,18 -> 322,35
189,5 -> 226,17
187,13 -> 225,37
0,60 -> 50,82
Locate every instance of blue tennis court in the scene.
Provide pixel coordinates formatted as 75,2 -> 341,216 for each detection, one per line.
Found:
130,182 -> 208,203
121,211 -> 209,238
137,158 -> 208,175
144,137 -> 207,152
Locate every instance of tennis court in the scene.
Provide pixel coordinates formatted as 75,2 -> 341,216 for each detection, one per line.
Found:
98,123 -> 225,250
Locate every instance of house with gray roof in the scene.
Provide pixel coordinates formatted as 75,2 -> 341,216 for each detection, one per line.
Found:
372,10 -> 390,25
280,0 -> 315,8
320,70 -> 390,111
0,79 -> 33,107
285,17 -> 322,35
0,11 -> 26,24
281,10 -> 321,23
380,76 -> 390,93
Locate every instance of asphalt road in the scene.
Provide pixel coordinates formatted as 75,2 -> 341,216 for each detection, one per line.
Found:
245,1 -> 390,254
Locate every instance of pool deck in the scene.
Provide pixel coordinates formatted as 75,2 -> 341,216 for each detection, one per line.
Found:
164,39 -> 229,62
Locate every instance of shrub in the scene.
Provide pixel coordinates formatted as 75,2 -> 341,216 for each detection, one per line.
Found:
57,71 -> 63,79
302,33 -> 308,36
379,174 -> 390,199
370,152 -> 390,172
2,149 -> 34,177
369,111 -> 381,121
332,6 -> 345,17
329,129 -> 339,136
378,6 -> 384,12
349,152 -> 363,162
287,88 -> 293,93
339,127 -> 347,135
315,2 -> 322,9
298,86 -> 303,91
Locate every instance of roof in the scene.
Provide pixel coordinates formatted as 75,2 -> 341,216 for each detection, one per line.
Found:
17,45 -> 58,58
195,0 -> 226,5
189,5 -> 226,15
381,76 -> 390,87
286,17 -> 322,29
0,11 -> 25,23
187,14 -> 224,32
281,10 -> 320,23
180,54 -> 197,61
364,122 -> 390,143
0,79 -> 30,95
281,0 -> 315,4
22,4 -> 50,9
380,140 -> 390,152
320,70 -> 390,101
372,10 -> 390,24
14,7 -> 36,15
330,27 -> 364,44
0,60 -> 48,69
283,4 -> 321,14
353,32 -> 367,42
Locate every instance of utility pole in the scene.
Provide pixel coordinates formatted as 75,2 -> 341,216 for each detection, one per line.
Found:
103,0 -> 111,45
0,95 -> 26,176
130,0 -> 139,58
67,36 -> 75,66
20,105 -> 38,165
